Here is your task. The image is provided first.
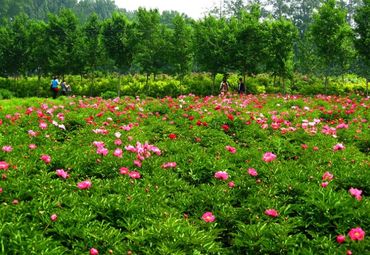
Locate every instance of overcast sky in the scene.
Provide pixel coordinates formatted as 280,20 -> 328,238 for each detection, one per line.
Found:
114,0 -> 219,19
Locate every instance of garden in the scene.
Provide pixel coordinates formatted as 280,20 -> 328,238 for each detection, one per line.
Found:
0,93 -> 369,254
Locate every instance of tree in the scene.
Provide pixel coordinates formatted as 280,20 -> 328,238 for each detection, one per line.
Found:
354,0 -> 369,96
46,9 -> 80,77
101,12 -> 132,95
81,13 -> 104,95
266,18 -> 298,93
132,8 -> 170,84
234,7 -> 269,81
0,14 -> 31,77
28,19 -> 48,82
74,0 -> 117,23
168,14 -> 193,81
310,0 -> 354,92
224,0 -> 246,18
193,16 -> 236,93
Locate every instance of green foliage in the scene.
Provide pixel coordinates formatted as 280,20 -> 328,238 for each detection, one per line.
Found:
310,0 -> 355,82
354,0 -> 370,83
0,94 -> 369,254
0,88 -> 13,99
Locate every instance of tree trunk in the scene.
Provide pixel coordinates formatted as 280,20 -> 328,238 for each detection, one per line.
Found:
117,74 -> 121,97
90,72 -> 94,97
146,73 -> 150,96
212,73 -> 216,95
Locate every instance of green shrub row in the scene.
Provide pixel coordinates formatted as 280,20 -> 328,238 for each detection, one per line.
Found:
0,73 -> 367,98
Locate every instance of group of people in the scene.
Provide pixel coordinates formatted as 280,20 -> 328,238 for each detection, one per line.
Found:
220,77 -> 246,95
50,77 -> 72,99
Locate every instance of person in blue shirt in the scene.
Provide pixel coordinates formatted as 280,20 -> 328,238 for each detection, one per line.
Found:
50,77 -> 59,99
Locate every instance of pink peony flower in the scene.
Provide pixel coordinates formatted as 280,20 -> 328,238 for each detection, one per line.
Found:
114,139 -> 122,145
202,212 -> 215,222
29,144 -> 37,149
2,146 -> 13,152
248,168 -> 258,177
348,227 -> 365,241
56,169 -> 69,179
321,182 -> 329,188
322,171 -> 334,181
301,144 -> 308,150
96,147 -> 108,156
50,214 -> 58,222
225,145 -> 236,154
346,250 -> 352,255
92,141 -> 105,148
262,152 -> 277,162
125,145 -> 137,153
265,209 -> 279,218
228,181 -> 235,188
90,248 -> 99,255
77,180 -> 92,190
133,160 -> 142,168
40,154 -> 51,164
333,143 -> 345,151
28,130 -> 37,137
349,188 -> 362,201
39,122 -> 48,129
0,161 -> 9,170
214,171 -> 229,180
161,162 -> 177,169
119,167 -> 130,175
113,148 -> 123,158
129,171 -> 141,179
336,234 -> 346,244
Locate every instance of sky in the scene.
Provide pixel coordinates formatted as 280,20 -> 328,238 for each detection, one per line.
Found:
114,0 -> 219,19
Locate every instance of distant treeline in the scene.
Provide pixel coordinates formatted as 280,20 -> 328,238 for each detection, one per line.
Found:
0,0 -> 368,94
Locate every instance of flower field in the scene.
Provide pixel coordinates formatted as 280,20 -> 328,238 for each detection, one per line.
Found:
0,94 -> 369,254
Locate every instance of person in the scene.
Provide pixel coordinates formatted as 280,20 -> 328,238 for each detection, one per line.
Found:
238,77 -> 246,94
60,80 -> 68,96
66,83 -> 72,95
219,77 -> 229,94
50,77 -> 59,99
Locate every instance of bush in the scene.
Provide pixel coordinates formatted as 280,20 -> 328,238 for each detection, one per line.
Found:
101,90 -> 118,99
0,88 -> 14,99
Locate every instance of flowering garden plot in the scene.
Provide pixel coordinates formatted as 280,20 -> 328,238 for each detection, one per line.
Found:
0,94 -> 369,254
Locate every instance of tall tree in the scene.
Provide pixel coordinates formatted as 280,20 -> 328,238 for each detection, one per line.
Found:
101,12 -> 132,95
132,8 -> 170,83
81,13 -> 104,95
101,12 -> 132,72
46,9 -> 80,77
266,18 -> 298,93
75,0 -> 117,22
234,6 -> 269,81
224,0 -> 246,18
193,16 -> 236,93
354,0 -> 369,95
310,0 -> 354,91
28,19 -> 48,81
1,14 -> 31,77
168,14 -> 193,80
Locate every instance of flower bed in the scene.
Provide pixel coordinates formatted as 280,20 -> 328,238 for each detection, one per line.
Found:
0,94 -> 369,254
